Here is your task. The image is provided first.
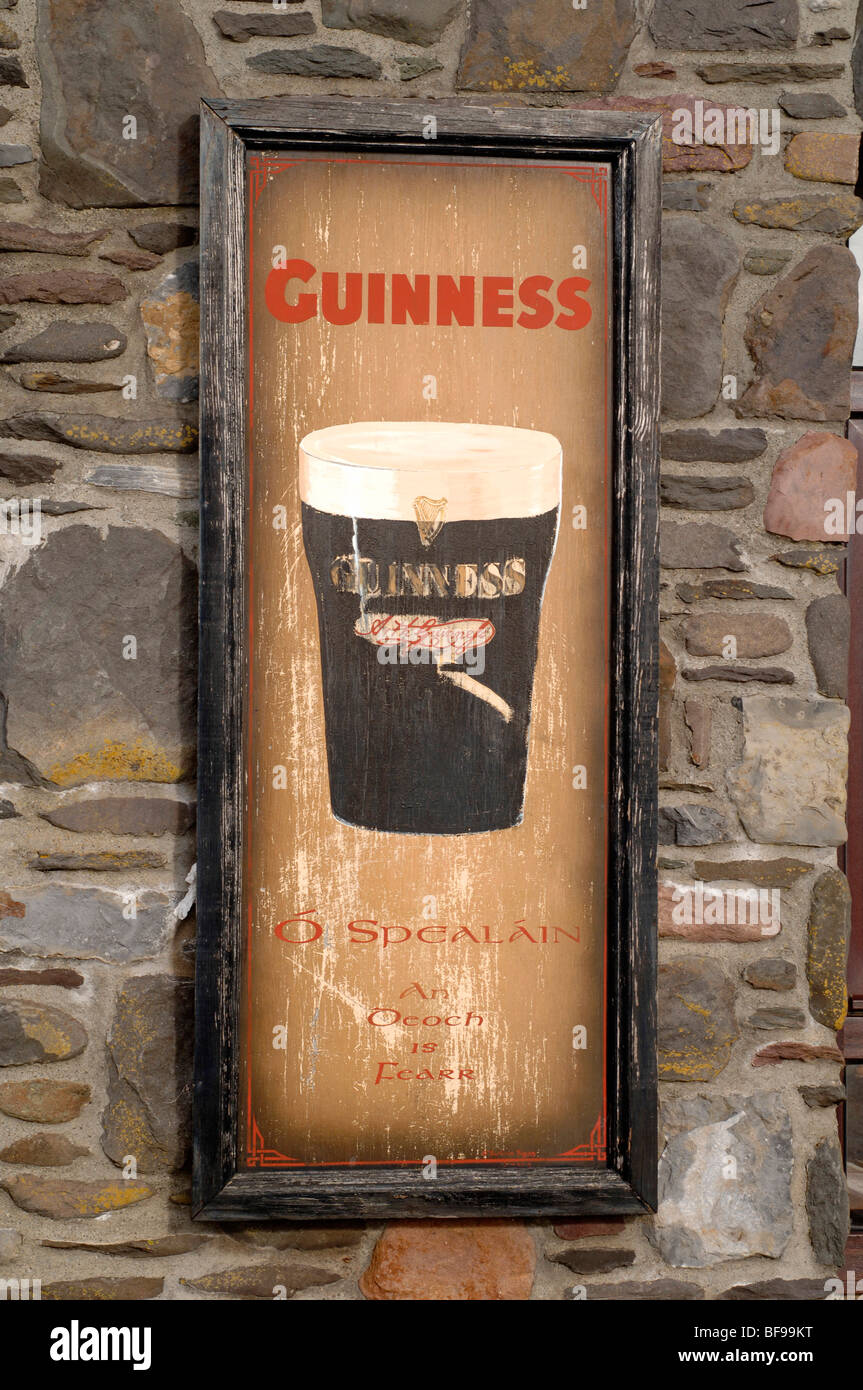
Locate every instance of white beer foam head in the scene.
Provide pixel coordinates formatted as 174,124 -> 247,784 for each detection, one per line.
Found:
299,421 -> 562,523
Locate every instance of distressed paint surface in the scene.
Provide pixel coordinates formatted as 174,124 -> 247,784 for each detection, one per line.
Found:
241,155 -> 610,1165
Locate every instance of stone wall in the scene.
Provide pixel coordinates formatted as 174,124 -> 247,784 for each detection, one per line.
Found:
0,0 -> 858,1300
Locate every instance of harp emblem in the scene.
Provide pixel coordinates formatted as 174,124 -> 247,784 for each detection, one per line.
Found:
413,496 -> 447,548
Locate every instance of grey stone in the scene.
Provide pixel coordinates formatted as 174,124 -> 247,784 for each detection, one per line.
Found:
41,796 -> 194,837
247,45 -> 382,77
29,850 -> 166,871
662,427 -> 768,463
0,797 -> 16,817
458,0 -> 638,93
0,1000 -> 87,1065
101,975 -> 194,1172
747,1006 -> 807,1029
738,245 -> 858,420
734,190 -> 863,237
806,1138 -> 849,1265
569,1279 -> 704,1299
213,8 -> 315,40
649,0 -> 798,49
0,525 -> 197,786
772,545 -> 844,576
396,56 -> 443,80
682,665 -> 794,684
661,221 -> 740,418
744,250 -> 792,275
653,1092 -> 793,1266
39,500 -> 101,515
694,858 -> 812,888
806,594 -> 849,699
807,868 -> 851,1028
800,1083 -> 845,1107
36,0 -> 221,206
1,413 -> 197,452
658,804 -> 730,845
677,579 -> 793,601
743,958 -> 797,990
0,449 -> 58,482
698,60 -> 843,81
779,91 -> 846,117
180,1262 -> 340,1298
684,612 -> 792,657
0,144 -> 30,166
140,259 -> 198,402
84,461 -> 198,497
0,55 -> 26,85
552,1248 -> 636,1274
661,475 -> 754,510
0,885 -> 173,962
322,0 -> 459,45
0,321 -> 126,363
16,371 -> 120,394
728,695 -> 849,845
128,222 -> 197,255
0,178 -> 21,203
0,1227 -> 21,1260
658,957 -> 738,1081
660,521 -> 746,570
662,181 -> 711,212
718,1278 -> 831,1299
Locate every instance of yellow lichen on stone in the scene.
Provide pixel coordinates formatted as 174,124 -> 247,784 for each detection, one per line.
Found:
47,738 -> 184,787
487,57 -> 571,90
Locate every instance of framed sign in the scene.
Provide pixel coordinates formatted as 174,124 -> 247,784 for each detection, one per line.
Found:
194,97 -> 661,1219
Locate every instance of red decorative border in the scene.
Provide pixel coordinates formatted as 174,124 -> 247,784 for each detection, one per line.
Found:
244,153 -> 610,1169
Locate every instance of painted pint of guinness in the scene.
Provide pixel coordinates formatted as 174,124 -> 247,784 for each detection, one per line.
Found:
300,422 -> 562,834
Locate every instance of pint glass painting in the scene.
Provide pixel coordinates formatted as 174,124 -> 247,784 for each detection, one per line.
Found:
242,154 -> 611,1167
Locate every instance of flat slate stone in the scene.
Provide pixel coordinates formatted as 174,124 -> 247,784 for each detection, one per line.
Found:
658,957 -> 738,1081
29,850 -> 166,871
772,545 -> 844,575
698,61 -> 843,81
764,432 -> 858,540
567,1279 -> 704,1300
36,0 -> 221,206
0,55 -> 26,85
457,0 -> 637,93
247,45 -> 382,77
778,91 -> 846,118
322,0 -> 459,45
0,1079 -> 90,1123
799,1083 -> 845,1107
733,190 -> 863,237
84,461 -> 198,496
101,974 -> 194,1172
41,795 -> 194,836
661,220 -> 739,419
682,665 -> 793,684
661,475 -> 754,510
0,144 -> 31,165
752,1040 -> 843,1065
396,56 -> 443,80
743,250 -> 792,275
807,868 -> 851,1029
649,0 -> 797,49
653,1092 -> 792,1266
182,1262 -> 341,1299
228,1223 -> 365,1250
0,885 -> 173,961
662,427 -> 767,462
807,1138 -> 848,1265
0,1000 -> 87,1064
0,525 -> 196,787
18,371 -> 120,394
99,246 -> 160,271
0,221 -> 106,253
728,694 -> 849,845
0,1131 -> 88,1165
43,1234 -> 211,1257
213,8 -> 315,40
662,180 -> 710,212
0,320 -> 126,363
660,521 -> 746,570
1,412 -> 197,452
684,612 -> 792,657
718,1278 -> 830,1299
744,958 -> 797,990
693,857 -> 812,888
552,1248 -> 636,1274
0,271 -> 126,304
806,593 -> 849,699
738,247 -> 857,420
0,179 -> 21,203
40,1276 -> 163,1301
1,1173 -> 152,1219
0,449 -> 59,482
747,1006 -> 806,1029
658,879 -> 780,941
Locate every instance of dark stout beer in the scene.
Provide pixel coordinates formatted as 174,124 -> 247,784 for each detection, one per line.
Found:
300,422 -> 561,834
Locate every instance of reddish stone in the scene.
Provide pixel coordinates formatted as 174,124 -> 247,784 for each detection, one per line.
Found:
0,271 -> 127,304
634,61 -> 676,78
752,1042 -> 844,1066
572,96 -> 752,172
0,966 -> 83,987
659,880 -> 781,941
785,133 -> 859,185
659,639 -> 676,770
763,432 -> 857,541
553,1217 -> 628,1239
0,1079 -> 90,1123
0,1132 -> 88,1165
360,1221 -> 535,1300
684,700 -> 711,767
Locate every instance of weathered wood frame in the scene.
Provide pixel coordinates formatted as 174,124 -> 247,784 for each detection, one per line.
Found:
194,97 -> 661,1220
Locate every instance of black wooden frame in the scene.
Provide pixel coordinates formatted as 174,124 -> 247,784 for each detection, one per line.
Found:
194,97 -> 661,1220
